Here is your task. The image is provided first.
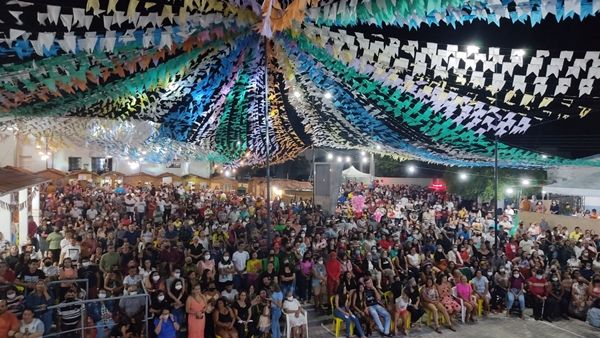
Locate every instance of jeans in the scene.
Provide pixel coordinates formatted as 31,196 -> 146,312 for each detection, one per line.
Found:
367,304 -> 391,334
96,319 -> 116,338
507,290 -> 525,311
281,283 -> 294,299
334,308 -> 365,337
271,307 -> 282,338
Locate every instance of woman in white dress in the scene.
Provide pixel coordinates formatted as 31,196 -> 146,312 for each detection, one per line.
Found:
282,291 -> 307,338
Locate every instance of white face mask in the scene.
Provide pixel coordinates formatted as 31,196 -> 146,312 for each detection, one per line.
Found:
152,275 -> 160,282
204,255 -> 211,260
82,262 -> 91,267
7,292 -> 16,299
287,296 -> 293,301
158,295 -> 165,301
223,256 -> 230,261
174,273 -> 181,279
175,284 -> 183,290
513,273 -> 519,278
98,293 -> 107,299
129,291 -> 137,295
536,275 -> 543,279
317,260 -> 323,265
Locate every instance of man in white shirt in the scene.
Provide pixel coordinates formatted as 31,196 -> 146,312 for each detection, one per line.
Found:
134,197 -> 146,225
16,308 -> 44,338
519,235 -> 534,253
232,244 -> 249,290
221,282 -> 239,304
60,237 -> 81,264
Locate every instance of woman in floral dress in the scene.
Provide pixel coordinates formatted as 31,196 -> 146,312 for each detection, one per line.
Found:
436,274 -> 461,315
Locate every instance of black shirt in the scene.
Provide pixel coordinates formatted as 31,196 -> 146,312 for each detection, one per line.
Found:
364,288 -> 378,307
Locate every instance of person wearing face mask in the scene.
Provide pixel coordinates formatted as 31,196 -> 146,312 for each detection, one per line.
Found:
57,288 -> 83,338
78,258 -> 100,299
154,308 -> 180,338
5,287 -> 25,318
492,267 -> 509,311
218,253 -> 235,290
527,269 -> 550,321
547,272 -> 566,320
87,289 -> 116,338
311,256 -> 327,312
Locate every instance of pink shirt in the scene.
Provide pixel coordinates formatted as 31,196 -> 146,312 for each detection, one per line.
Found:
456,282 -> 472,300
300,260 -> 313,275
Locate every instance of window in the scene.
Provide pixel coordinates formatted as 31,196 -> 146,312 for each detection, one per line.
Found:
91,157 -> 112,173
68,157 -> 82,171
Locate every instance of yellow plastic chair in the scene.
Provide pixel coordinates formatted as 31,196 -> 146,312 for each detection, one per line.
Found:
330,296 -> 353,337
424,306 -> 446,326
476,298 -> 484,316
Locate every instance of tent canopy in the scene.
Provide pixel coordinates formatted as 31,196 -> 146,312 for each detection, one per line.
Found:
342,166 -> 371,181
543,171 -> 600,197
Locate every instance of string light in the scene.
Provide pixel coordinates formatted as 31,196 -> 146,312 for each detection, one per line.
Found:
324,92 -> 332,99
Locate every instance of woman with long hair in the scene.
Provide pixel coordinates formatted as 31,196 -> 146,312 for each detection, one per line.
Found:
421,277 -> 455,333
186,284 -> 207,338
214,298 -> 239,338
351,283 -> 372,337
334,284 -> 367,338
232,291 -> 252,338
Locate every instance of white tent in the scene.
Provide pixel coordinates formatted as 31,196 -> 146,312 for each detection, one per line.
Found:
543,171 -> 600,197
342,166 -> 371,183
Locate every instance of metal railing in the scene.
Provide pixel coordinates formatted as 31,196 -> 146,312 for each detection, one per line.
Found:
46,278 -> 89,298
43,293 -> 150,338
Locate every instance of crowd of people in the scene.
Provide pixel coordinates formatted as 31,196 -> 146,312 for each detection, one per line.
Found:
0,178 -> 599,338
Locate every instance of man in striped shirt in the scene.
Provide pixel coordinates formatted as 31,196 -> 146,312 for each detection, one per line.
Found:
57,288 -> 82,338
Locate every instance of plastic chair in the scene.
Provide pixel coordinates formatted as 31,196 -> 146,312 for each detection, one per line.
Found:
425,307 -> 446,326
330,296 -> 353,337
476,298 -> 483,316
451,286 -> 466,323
285,308 -> 309,338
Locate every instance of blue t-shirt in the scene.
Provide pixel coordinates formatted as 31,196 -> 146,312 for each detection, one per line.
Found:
154,317 -> 177,338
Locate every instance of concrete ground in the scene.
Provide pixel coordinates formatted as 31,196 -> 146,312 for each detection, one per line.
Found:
304,305 -> 600,338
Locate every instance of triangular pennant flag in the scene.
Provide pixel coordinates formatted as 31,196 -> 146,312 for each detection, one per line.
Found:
9,11 -> 24,25
47,5 -> 61,24
60,14 -> 73,31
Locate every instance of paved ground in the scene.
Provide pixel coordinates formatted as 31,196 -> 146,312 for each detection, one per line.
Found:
303,305 -> 600,338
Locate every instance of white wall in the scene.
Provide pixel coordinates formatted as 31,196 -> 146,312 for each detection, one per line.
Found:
547,166 -> 600,184
0,134 -> 17,167
0,133 -> 211,178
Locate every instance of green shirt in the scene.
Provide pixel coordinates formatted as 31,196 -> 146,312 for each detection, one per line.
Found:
46,232 -> 63,250
99,252 -> 121,273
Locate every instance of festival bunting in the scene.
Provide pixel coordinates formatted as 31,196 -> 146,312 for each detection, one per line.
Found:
0,0 -> 599,168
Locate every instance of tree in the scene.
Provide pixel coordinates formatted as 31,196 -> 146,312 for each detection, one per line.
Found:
444,168 -> 547,202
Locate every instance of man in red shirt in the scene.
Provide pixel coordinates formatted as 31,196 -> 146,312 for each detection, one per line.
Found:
27,215 -> 39,251
527,269 -> 550,320
0,260 -> 16,286
0,299 -> 19,338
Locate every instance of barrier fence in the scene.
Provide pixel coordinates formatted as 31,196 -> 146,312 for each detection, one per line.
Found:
41,293 -> 150,338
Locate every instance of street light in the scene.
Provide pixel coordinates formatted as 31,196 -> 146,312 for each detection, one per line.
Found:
466,45 -> 479,55
459,172 -> 468,181
361,157 -> 369,163
506,187 -> 514,195
407,165 -> 416,174
336,156 -> 343,163
360,151 -> 366,156
326,153 -> 334,160
521,178 -> 531,186
345,156 -> 351,163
